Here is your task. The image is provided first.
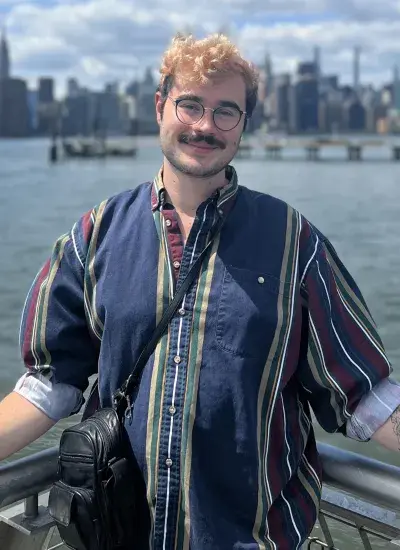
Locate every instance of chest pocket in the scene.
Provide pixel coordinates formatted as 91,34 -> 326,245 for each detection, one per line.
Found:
216,265 -> 292,359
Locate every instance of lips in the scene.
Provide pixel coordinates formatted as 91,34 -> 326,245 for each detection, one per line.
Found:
186,142 -> 217,150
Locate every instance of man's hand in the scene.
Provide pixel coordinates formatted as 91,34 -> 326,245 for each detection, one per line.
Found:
0,392 -> 55,461
372,405 -> 400,452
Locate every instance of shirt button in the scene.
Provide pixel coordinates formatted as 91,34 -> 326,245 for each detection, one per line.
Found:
178,308 -> 185,316
169,406 -> 176,415
258,276 -> 265,284
174,355 -> 181,364
166,458 -> 173,468
173,261 -> 180,269
166,219 -> 172,227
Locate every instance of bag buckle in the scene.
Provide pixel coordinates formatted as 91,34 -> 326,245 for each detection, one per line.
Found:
124,395 -> 133,425
112,390 -> 133,424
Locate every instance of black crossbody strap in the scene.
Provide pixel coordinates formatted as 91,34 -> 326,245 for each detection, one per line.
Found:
111,215 -> 224,420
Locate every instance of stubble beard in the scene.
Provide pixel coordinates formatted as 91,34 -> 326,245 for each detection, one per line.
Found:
160,127 -> 239,179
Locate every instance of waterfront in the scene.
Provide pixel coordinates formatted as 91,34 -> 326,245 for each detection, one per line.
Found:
1,137 -> 400,547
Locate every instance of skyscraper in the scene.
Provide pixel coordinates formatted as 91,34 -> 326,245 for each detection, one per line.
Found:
290,63 -> 319,133
38,77 -> 54,103
0,79 -> 30,137
353,46 -> 361,94
313,46 -> 321,82
0,27 -> 10,80
37,77 -> 55,135
0,28 -> 30,136
393,65 -> 400,111
264,53 -> 274,98
275,74 -> 291,132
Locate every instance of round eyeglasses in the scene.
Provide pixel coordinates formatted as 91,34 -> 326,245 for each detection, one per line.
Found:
168,96 -> 246,132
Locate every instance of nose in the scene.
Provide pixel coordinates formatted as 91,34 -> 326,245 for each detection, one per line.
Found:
194,107 -> 216,132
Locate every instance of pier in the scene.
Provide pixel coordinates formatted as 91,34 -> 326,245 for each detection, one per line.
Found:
1,443 -> 400,549
238,137 -> 400,162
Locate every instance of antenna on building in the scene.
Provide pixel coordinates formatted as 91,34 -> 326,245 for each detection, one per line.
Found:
0,20 -> 10,80
394,65 -> 399,84
393,65 -> 400,111
313,46 -> 321,79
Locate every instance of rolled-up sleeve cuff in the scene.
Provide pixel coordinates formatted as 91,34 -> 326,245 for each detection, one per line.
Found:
346,377 -> 400,441
14,372 -> 83,422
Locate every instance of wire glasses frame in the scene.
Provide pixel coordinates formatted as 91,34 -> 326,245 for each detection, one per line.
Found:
168,96 -> 246,131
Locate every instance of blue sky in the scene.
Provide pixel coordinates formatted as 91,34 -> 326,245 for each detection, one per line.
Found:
1,0 -> 400,95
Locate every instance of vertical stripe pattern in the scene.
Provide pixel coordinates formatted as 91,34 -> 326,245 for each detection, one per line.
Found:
18,169 -> 393,550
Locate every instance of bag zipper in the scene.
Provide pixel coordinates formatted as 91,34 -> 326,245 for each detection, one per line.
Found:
60,454 -> 94,463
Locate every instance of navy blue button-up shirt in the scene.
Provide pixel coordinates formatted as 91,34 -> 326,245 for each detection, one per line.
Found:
19,166 -> 392,549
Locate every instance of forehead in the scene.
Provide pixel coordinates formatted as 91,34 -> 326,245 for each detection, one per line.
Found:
172,73 -> 246,108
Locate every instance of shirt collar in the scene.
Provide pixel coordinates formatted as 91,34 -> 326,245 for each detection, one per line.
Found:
151,167 -> 166,211
151,165 -> 238,213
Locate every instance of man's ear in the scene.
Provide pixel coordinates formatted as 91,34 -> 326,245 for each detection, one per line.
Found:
155,91 -> 163,125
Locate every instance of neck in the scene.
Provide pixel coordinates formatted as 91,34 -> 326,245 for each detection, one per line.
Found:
161,159 -> 227,217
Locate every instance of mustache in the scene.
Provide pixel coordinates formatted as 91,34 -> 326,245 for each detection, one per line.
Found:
178,132 -> 226,150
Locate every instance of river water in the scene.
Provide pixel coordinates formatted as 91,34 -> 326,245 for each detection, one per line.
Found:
1,137 -> 400,547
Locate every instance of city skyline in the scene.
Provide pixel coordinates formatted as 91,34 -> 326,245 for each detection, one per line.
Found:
1,0 -> 400,96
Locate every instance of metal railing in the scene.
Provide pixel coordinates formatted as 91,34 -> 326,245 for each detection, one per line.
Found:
312,444 -> 400,549
1,443 -> 400,549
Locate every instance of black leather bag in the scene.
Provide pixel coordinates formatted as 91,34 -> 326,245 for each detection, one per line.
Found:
48,220 -> 222,550
48,408 -> 141,550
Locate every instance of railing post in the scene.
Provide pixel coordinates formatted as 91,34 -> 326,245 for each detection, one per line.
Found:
24,494 -> 39,519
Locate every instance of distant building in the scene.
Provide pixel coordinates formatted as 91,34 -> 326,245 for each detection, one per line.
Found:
246,101 -> 264,133
95,83 -> 124,136
361,89 -> 380,133
319,75 -> 339,98
343,99 -> 366,132
120,95 -> 137,135
341,86 -> 355,102
274,74 -> 291,132
0,28 -> 10,80
137,68 -> 158,134
257,54 -> 275,128
27,89 -> 38,132
62,81 -> 139,138
374,103 -> 388,124
392,66 -> 400,111
0,78 -> 30,137
37,77 -> 56,135
62,92 -> 93,137
38,77 -> 54,103
263,53 -> 274,100
381,87 -> 392,107
376,117 -> 390,135
297,62 -> 318,78
290,64 -> 319,133
353,46 -> 361,96
67,78 -> 80,98
313,46 -> 321,82
319,93 -> 344,134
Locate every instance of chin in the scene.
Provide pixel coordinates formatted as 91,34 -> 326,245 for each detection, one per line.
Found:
182,148 -> 223,164
181,161 -> 227,179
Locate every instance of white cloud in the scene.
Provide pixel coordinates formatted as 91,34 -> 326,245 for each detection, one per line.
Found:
2,0 -> 400,95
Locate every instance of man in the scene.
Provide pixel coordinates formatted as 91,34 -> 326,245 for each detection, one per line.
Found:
0,33 -> 400,549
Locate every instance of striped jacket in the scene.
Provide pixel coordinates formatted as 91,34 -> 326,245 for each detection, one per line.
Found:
19,166 -> 392,549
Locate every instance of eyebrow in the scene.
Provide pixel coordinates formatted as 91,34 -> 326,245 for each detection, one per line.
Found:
176,94 -> 242,112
